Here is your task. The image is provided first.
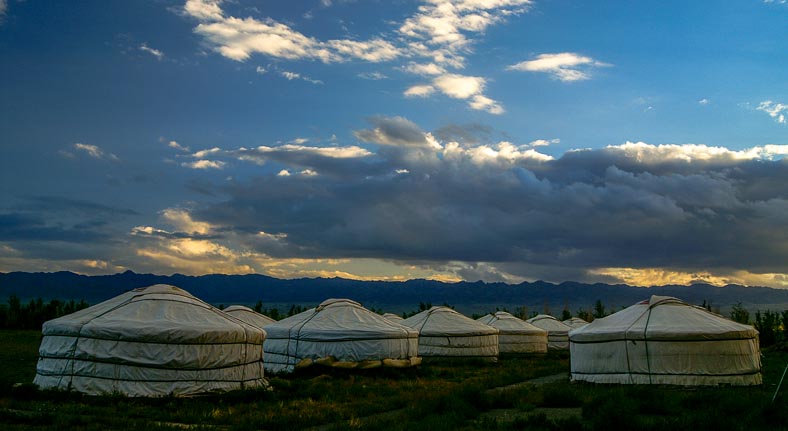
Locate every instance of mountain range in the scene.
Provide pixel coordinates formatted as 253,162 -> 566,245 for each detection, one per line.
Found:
2,271 -> 787,316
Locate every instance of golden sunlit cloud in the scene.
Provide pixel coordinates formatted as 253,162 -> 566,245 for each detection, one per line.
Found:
590,267 -> 788,288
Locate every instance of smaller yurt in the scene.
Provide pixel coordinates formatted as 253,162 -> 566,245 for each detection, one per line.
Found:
224,305 -> 277,328
263,299 -> 420,373
526,315 -> 572,350
570,295 -> 762,386
401,306 -> 499,360
34,285 -> 267,396
383,312 -> 404,322
477,312 -> 548,354
563,317 -> 589,329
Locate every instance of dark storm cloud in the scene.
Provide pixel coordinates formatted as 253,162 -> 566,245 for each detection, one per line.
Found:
0,213 -> 110,243
191,117 -> 788,283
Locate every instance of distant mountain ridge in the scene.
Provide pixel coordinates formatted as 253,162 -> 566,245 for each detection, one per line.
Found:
1,270 -> 787,315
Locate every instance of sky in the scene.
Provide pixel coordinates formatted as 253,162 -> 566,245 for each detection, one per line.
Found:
0,0 -> 787,288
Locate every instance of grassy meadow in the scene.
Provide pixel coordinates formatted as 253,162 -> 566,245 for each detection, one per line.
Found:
1,330 -> 787,430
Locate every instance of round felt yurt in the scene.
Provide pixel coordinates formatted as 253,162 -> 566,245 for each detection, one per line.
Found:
526,315 -> 572,350
401,306 -> 499,360
382,312 -> 404,322
477,312 -> 548,354
563,317 -> 589,329
224,305 -> 277,328
33,284 -> 267,396
569,295 -> 762,386
263,299 -> 420,373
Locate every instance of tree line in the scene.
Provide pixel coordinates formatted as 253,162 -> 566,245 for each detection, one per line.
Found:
0,295 -> 90,330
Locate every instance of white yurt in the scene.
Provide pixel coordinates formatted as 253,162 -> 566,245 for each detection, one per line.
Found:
263,299 -> 420,373
569,295 -> 762,386
33,285 -> 267,396
382,312 -> 404,322
563,317 -> 590,329
401,306 -> 499,360
477,312 -> 548,354
526,315 -> 572,350
224,305 -> 277,328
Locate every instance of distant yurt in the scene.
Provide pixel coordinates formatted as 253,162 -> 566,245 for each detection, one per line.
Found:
563,317 -> 589,329
383,312 -> 404,322
34,285 -> 267,396
477,312 -> 548,354
526,315 -> 572,350
224,305 -> 277,328
401,306 -> 499,360
263,299 -> 420,373
569,295 -> 762,386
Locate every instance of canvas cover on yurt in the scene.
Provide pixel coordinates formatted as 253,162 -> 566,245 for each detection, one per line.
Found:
569,295 -> 762,386
224,305 -> 277,328
563,317 -> 589,329
383,312 -> 404,322
401,306 -> 499,359
263,299 -> 420,373
477,312 -> 548,354
34,285 -> 267,396
526,315 -> 572,350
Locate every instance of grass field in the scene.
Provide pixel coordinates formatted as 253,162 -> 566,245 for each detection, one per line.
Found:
1,330 -> 787,430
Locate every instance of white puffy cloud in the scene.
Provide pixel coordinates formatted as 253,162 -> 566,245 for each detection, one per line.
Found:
404,84 -> 436,97
70,143 -> 119,161
407,73 -> 503,114
757,100 -> 787,124
402,62 -> 446,76
181,160 -> 226,169
186,3 -> 402,63
507,52 -> 611,82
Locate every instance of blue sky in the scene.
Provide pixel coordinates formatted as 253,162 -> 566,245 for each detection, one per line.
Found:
0,0 -> 786,287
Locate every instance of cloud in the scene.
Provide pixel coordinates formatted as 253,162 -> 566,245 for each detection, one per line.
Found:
175,116 -> 788,287
399,0 -> 532,67
698,98 -> 710,105
354,116 -> 441,149
181,160 -> 226,169
139,43 -> 164,60
357,71 -> 388,80
185,2 -> 402,63
402,62 -> 446,76
408,73 -> 503,114
68,143 -> 119,161
507,52 -> 611,82
280,71 -> 323,85
404,84 -> 436,97
757,100 -> 787,124
166,140 -> 191,152
529,138 -> 560,147
255,65 -> 267,74
0,0 -> 6,22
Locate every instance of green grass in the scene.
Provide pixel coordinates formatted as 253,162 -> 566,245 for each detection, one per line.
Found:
1,330 -> 787,430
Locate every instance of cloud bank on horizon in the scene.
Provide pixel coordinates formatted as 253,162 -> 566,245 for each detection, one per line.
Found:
0,0 -> 786,288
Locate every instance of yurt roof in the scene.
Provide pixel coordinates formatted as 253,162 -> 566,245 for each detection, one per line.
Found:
563,317 -> 589,328
224,305 -> 277,328
477,312 -> 547,335
569,295 -> 758,343
264,298 -> 417,340
383,313 -> 404,321
526,314 -> 573,332
401,306 -> 499,336
41,284 -> 264,343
